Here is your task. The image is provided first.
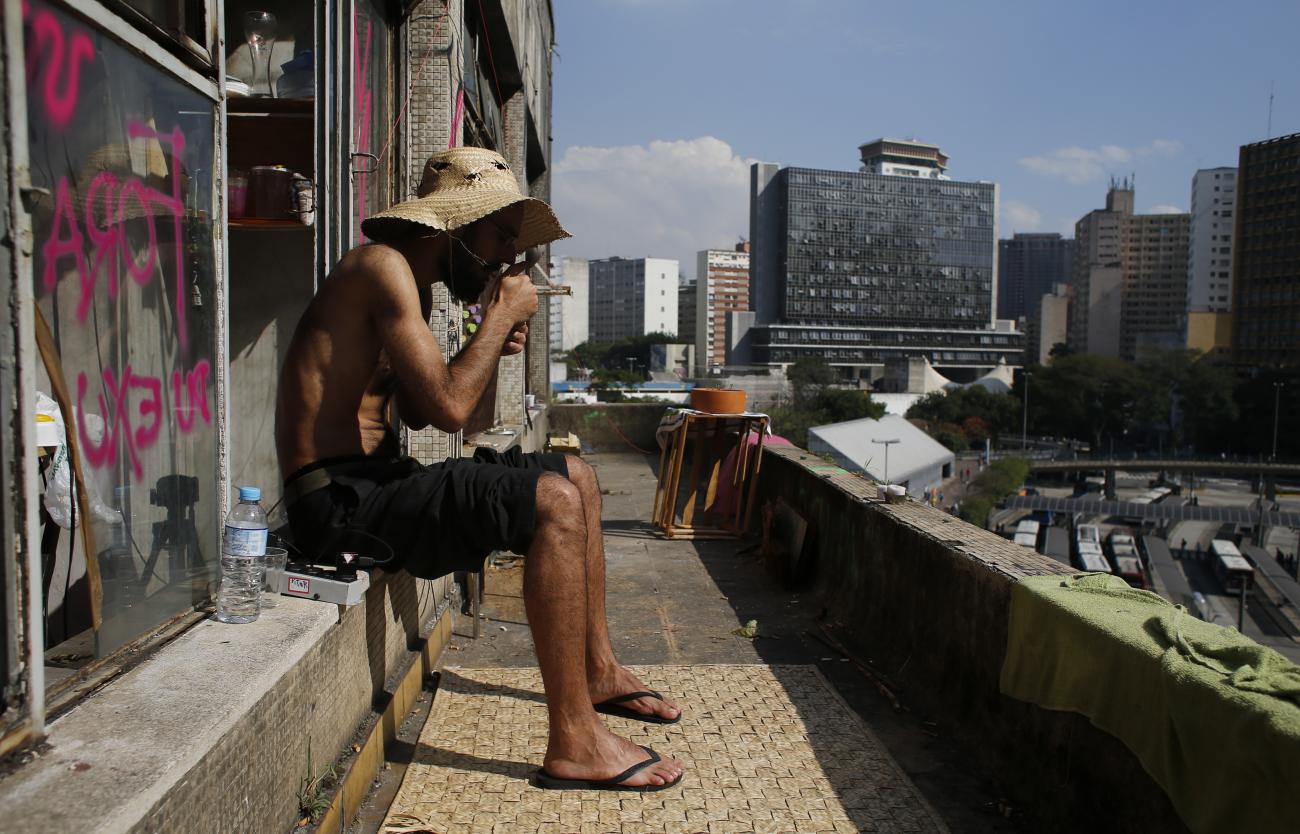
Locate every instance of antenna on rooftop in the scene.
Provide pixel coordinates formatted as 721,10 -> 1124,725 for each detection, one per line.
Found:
1268,80 -> 1275,139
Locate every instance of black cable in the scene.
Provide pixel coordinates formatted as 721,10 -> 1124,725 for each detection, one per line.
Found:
64,488 -> 75,638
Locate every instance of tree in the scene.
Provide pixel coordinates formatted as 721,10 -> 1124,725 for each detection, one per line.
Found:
768,360 -> 885,447
906,386 -> 1018,444
1029,353 -> 1141,450
787,357 -> 840,404
959,457 -> 1030,526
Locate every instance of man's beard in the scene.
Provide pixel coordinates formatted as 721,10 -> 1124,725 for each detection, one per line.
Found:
445,239 -> 501,304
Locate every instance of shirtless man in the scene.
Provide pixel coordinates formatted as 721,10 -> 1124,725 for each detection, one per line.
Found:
275,147 -> 682,792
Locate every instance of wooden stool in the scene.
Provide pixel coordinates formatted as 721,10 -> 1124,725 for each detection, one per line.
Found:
652,412 -> 769,539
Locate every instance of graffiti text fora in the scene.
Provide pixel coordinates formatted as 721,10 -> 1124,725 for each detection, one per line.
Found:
40,121 -> 191,351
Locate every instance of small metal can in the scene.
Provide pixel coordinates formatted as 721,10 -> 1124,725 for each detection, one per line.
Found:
292,175 -> 315,226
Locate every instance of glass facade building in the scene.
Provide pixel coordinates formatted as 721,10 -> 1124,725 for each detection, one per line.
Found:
749,161 -> 1021,374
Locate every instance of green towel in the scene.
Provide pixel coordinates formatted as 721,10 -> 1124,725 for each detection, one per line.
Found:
1000,573 -> 1300,834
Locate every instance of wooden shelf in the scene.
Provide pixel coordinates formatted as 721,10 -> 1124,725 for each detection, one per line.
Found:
226,96 -> 313,117
230,218 -> 311,230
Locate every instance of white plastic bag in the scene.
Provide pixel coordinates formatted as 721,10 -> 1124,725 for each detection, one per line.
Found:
38,391 -> 116,528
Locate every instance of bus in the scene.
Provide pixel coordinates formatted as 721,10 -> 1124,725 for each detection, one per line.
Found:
1014,519 -> 1041,550
1077,544 -> 1113,574
1042,527 -> 1071,566
1113,555 -> 1148,589
1210,539 -> 1254,594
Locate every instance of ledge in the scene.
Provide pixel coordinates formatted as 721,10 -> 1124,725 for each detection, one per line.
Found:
4,599 -> 336,833
756,445 -> 1192,834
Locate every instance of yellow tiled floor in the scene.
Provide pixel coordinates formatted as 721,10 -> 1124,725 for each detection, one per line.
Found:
381,664 -> 946,834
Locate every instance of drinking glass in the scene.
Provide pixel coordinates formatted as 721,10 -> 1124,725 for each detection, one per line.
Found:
243,11 -> 278,97
261,546 -> 288,608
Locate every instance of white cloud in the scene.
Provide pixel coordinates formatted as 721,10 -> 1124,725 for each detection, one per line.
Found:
1146,204 -> 1185,214
1000,200 -> 1042,233
552,136 -> 755,279
1019,139 -> 1182,185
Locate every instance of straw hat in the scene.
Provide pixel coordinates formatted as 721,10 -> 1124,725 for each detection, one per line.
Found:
361,147 -> 570,251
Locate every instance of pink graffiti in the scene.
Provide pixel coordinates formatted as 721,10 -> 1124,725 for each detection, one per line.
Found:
76,360 -> 211,482
25,2 -> 95,130
353,8 -> 373,235
172,360 -> 211,432
39,121 -> 190,349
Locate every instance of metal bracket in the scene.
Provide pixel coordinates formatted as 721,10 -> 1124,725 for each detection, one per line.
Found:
18,186 -> 50,214
350,151 -> 379,175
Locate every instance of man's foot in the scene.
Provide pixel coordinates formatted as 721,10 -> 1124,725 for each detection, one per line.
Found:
588,665 -> 681,723
595,690 -> 680,724
533,746 -> 683,792
541,725 -> 684,790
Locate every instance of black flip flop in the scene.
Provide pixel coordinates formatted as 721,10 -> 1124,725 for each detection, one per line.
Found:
531,746 -> 683,792
594,689 -> 682,724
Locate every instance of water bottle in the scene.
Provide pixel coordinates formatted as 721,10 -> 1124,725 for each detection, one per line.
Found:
216,486 -> 268,623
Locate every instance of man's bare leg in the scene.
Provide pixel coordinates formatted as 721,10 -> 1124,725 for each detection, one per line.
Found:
563,458 -> 680,722
527,473 -> 683,786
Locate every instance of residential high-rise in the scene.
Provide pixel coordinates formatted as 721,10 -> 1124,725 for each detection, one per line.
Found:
1186,168 -> 1237,354
1025,284 -> 1071,365
587,257 -> 679,343
997,233 -> 1074,322
1232,133 -> 1300,368
695,244 -> 751,374
1069,181 -> 1190,360
747,141 -> 1021,380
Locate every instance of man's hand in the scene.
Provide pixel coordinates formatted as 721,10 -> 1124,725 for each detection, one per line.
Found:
503,321 -> 529,355
489,264 -> 538,323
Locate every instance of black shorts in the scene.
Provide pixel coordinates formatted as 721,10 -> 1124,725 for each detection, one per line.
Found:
284,447 -> 570,579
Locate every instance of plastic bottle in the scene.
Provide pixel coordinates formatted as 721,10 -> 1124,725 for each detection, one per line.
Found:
216,486 -> 268,623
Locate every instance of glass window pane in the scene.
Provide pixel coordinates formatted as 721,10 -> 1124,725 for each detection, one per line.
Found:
352,1 -> 393,243
121,0 -> 208,49
25,2 -> 219,667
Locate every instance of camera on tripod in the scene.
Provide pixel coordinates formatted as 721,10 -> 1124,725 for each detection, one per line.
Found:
150,474 -> 199,508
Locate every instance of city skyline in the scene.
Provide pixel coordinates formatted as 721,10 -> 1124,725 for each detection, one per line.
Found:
551,0 -> 1299,280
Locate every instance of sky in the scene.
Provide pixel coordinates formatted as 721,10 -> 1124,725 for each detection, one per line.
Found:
548,0 -> 1300,281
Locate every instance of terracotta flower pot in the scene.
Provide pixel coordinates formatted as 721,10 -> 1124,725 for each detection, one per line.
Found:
690,388 -> 747,414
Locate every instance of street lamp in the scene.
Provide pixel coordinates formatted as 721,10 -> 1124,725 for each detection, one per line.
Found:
1272,382 -> 1284,461
1021,370 -> 1032,451
872,438 -> 900,486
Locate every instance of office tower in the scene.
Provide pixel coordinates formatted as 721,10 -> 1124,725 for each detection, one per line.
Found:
997,233 -> 1074,322
747,140 -> 1021,380
587,257 -> 679,343
1232,133 -> 1300,367
551,256 -> 589,351
677,278 -> 697,356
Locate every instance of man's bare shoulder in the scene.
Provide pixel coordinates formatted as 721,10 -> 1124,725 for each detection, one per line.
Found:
333,243 -> 414,290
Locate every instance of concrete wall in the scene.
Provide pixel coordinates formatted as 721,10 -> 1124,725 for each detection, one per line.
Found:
547,403 -> 669,453
228,229 -> 315,509
4,569 -> 450,834
755,446 -> 1190,834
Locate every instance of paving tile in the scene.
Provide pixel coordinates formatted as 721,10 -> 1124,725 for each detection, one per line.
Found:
379,664 -> 944,833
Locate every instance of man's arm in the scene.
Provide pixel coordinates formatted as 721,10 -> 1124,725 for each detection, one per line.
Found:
375,255 -> 536,433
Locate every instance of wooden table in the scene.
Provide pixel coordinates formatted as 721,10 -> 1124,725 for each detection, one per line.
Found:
652,412 -> 770,539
